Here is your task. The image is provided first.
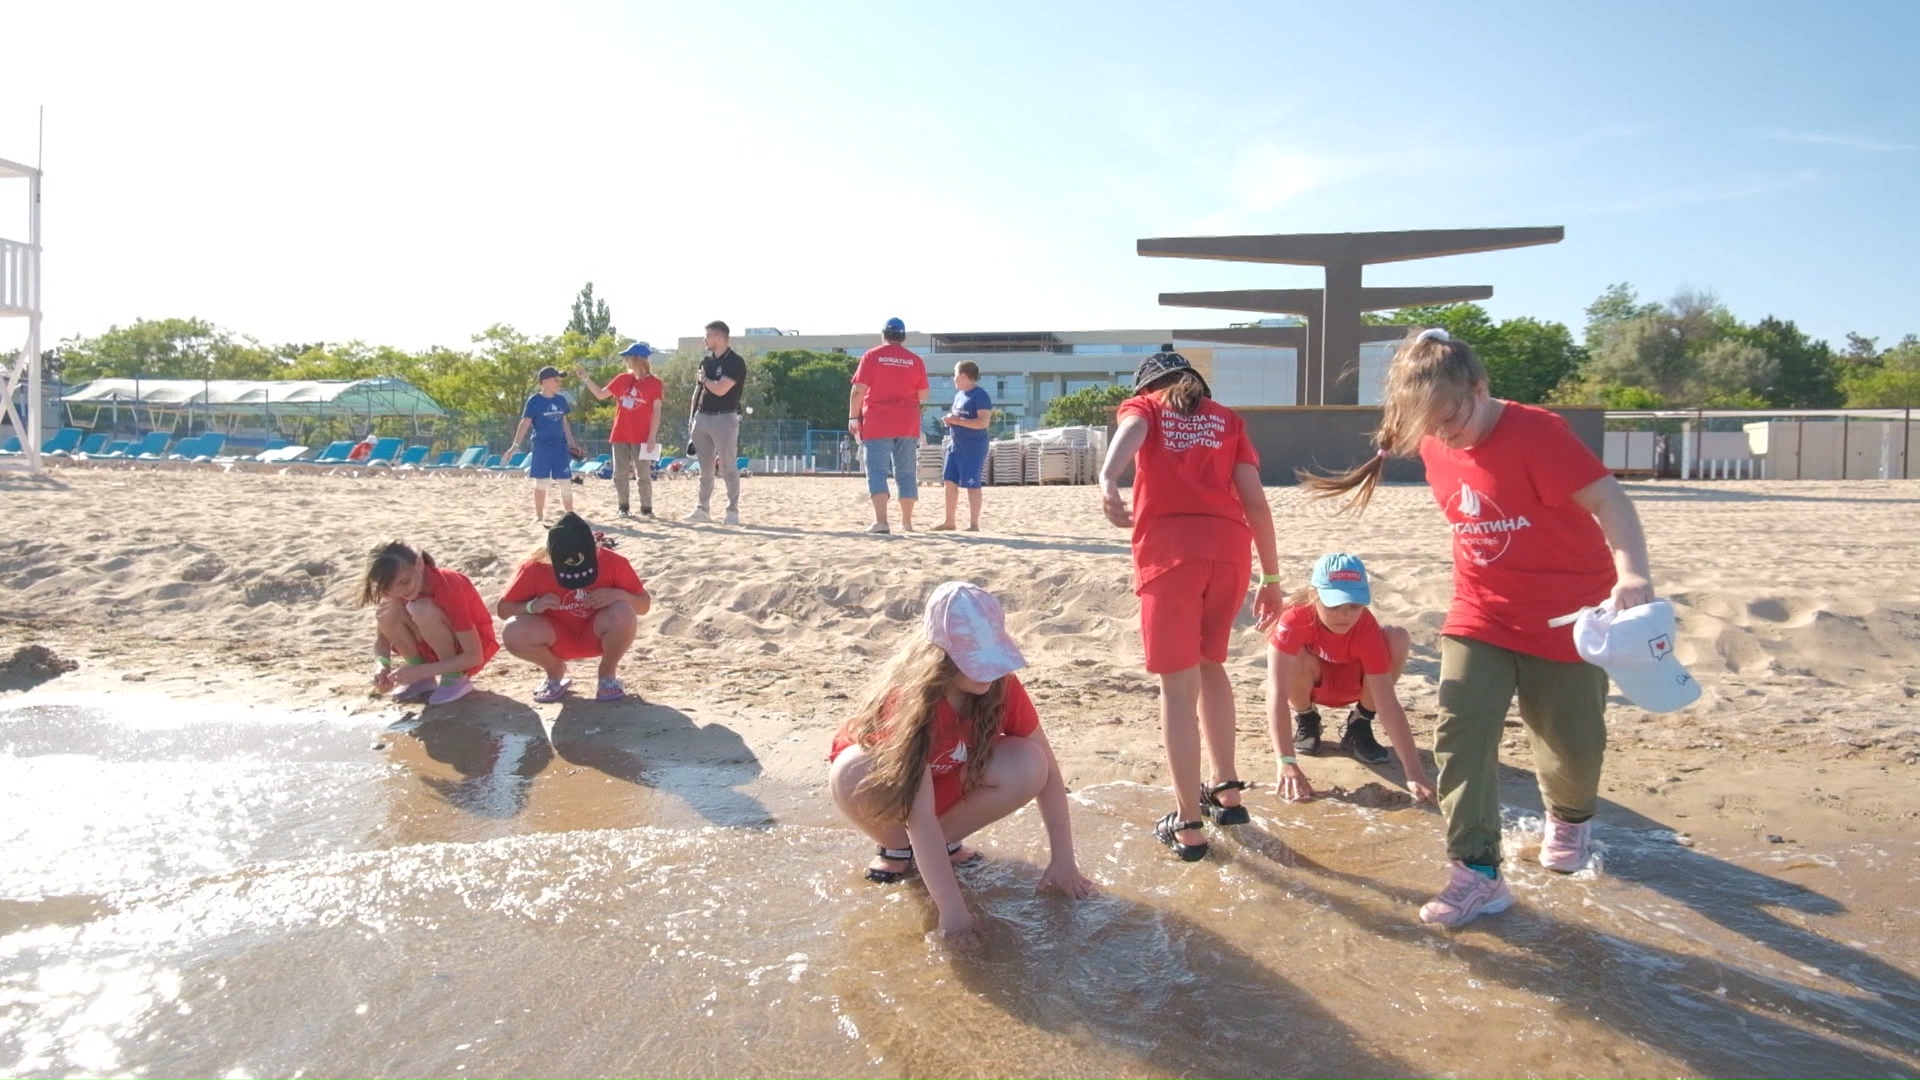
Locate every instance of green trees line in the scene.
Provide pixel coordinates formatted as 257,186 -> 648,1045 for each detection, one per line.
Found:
41,282 -> 1920,439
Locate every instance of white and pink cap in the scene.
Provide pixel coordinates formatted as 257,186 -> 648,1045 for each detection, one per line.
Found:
924,581 -> 1027,683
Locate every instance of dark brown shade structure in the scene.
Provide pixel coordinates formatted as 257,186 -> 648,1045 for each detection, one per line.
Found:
1140,227 -> 1564,404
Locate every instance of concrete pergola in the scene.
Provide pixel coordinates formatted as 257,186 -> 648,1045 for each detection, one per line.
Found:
1,154 -> 44,474
1140,227 -> 1564,405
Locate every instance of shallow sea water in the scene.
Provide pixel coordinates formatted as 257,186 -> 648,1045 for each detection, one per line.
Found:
3,696 -> 1917,1078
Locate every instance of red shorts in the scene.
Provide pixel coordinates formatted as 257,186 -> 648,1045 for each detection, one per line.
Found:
532,614 -> 607,661
419,638 -> 500,677
1309,657 -> 1366,708
1137,558 -> 1251,674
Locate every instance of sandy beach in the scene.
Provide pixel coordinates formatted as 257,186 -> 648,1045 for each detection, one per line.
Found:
3,463 -> 1918,1077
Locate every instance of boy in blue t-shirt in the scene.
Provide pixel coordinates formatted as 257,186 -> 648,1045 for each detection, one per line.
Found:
507,365 -> 584,522
934,360 -> 995,531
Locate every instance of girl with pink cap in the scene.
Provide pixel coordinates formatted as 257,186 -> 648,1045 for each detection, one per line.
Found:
827,581 -> 1093,948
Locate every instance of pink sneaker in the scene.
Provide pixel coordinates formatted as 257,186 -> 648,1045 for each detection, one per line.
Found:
1418,861 -> 1515,928
427,676 -> 474,705
1539,816 -> 1592,873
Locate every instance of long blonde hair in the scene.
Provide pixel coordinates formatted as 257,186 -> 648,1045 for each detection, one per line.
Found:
846,633 -> 1009,822
1298,329 -> 1487,513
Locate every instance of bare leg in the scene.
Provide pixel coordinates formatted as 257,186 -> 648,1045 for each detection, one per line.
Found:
502,614 -> 566,682
532,481 -> 547,521
942,482 -> 959,528
1290,649 -> 1322,713
1159,666 -> 1206,846
1196,660 -> 1241,807
899,496 -> 916,532
869,492 -> 891,528
405,598 -> 459,665
591,602 -> 637,681
377,600 -> 424,662
967,487 -> 982,529
829,738 -> 1048,875
1359,625 -> 1411,712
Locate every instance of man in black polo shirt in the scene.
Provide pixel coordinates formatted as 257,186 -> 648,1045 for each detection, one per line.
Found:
686,319 -> 748,524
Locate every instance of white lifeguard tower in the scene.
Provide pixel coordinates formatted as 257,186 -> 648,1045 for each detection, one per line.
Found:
1,153 -> 45,475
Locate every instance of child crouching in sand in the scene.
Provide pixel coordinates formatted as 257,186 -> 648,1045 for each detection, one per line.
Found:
497,512 -> 649,704
358,542 -> 499,705
1267,553 -> 1434,805
828,582 -> 1093,948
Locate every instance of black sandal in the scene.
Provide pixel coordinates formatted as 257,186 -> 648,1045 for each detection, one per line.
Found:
864,846 -> 915,884
1155,812 -> 1209,862
1200,780 -> 1251,826
865,841 -> 975,883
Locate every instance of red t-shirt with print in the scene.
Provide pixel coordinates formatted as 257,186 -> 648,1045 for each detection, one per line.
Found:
1116,390 -> 1259,592
500,548 -> 646,624
829,673 -> 1042,816
1420,402 -> 1615,662
853,344 -> 930,441
606,372 -> 664,444
1267,604 -> 1391,673
419,565 -> 501,671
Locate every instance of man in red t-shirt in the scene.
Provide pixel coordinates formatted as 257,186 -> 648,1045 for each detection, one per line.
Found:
849,317 -> 930,534
577,342 -> 665,520
497,513 -> 651,703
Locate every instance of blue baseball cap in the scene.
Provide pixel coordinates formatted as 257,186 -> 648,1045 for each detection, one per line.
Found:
537,365 -> 563,381
884,317 -> 906,334
619,341 -> 654,358
1310,553 -> 1371,607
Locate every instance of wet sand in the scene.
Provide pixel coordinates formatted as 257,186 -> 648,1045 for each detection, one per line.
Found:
2,466 -> 1918,1077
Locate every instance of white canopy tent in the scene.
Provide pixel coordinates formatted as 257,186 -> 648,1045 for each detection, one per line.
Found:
61,377 -> 448,436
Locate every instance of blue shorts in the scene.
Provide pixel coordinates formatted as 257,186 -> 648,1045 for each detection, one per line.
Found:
862,436 -> 919,499
528,443 -> 571,480
943,440 -> 988,489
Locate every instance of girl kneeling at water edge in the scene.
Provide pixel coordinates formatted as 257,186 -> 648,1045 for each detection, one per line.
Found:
828,582 -> 1093,946
358,542 -> 500,706
1267,553 -> 1434,806
497,512 -> 650,704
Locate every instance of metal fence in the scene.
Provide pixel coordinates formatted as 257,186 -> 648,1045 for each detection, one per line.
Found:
1602,408 -> 1914,481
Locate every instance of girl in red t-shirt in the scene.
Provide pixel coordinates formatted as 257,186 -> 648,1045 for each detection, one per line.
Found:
827,582 -> 1093,950
357,542 -> 500,706
1304,328 -> 1657,929
1265,553 -> 1434,806
1098,351 -> 1283,863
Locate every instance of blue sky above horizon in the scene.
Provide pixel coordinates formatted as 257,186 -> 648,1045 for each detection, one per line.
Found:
1,0 -> 1915,354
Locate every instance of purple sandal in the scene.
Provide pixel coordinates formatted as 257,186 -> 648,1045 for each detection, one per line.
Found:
532,677 -> 571,704
595,677 -> 626,702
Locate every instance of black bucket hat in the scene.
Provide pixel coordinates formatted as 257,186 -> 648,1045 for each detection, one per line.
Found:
547,512 -> 599,589
1130,350 -> 1211,398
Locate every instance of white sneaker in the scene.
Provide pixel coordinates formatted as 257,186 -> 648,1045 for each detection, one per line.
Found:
1539,815 -> 1593,873
1418,860 -> 1515,928
684,508 -> 711,523
722,510 -> 740,525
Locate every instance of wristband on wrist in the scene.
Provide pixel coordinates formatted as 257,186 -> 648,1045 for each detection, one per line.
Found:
1258,572 -> 1283,585
1280,755 -> 1297,765
375,656 -> 392,669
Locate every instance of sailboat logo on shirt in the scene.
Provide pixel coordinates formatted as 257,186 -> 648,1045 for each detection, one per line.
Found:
1444,482 -> 1532,566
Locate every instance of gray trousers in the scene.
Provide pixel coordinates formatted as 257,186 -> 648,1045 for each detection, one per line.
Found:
688,411 -> 741,514
610,442 -> 655,512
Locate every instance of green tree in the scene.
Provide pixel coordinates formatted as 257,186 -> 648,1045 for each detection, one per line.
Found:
1044,383 -> 1129,427
566,283 -> 615,342
1582,282 -> 1661,351
1843,334 -> 1920,406
57,317 -> 280,382
757,348 -> 859,426
1369,303 -> 1583,403
1738,316 -> 1841,408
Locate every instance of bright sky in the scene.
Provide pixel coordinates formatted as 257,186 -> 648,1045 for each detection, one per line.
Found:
3,0 -> 1916,355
